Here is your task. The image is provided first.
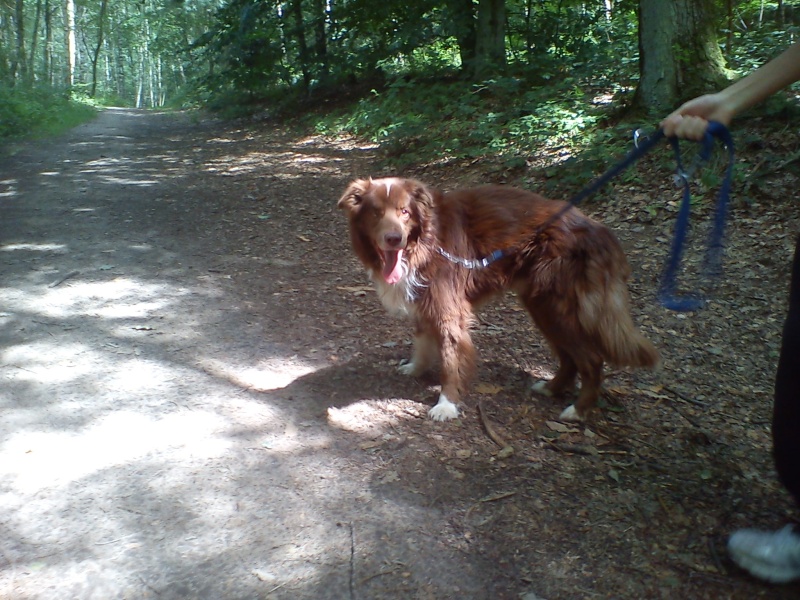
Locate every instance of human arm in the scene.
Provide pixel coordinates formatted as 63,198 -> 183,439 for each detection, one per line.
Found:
661,41 -> 800,140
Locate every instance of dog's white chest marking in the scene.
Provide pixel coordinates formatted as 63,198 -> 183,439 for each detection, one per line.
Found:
372,277 -> 414,317
371,273 -> 416,318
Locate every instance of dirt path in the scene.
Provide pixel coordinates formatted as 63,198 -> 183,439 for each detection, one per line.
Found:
1,108 -> 799,599
0,109 -> 490,599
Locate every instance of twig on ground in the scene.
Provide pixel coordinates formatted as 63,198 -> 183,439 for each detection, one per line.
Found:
465,490 -> 517,523
266,581 -> 289,595
479,491 -> 517,503
542,438 -> 598,456
95,534 -> 135,546
663,385 -> 709,408
707,536 -> 727,575
477,401 -> 514,457
48,270 -> 80,288
744,149 -> 800,192
347,522 -> 355,600
359,564 -> 403,585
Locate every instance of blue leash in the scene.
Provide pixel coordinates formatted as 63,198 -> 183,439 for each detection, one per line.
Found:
436,123 -> 735,312
658,121 -> 735,311
436,128 -> 668,269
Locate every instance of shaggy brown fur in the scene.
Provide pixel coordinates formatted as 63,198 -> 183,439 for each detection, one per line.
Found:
338,177 -> 659,421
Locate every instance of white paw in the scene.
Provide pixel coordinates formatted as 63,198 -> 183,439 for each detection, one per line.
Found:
531,380 -> 553,397
428,394 -> 459,421
559,404 -> 583,422
398,361 -> 417,376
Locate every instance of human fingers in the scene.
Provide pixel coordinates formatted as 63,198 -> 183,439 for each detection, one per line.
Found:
660,115 -> 710,141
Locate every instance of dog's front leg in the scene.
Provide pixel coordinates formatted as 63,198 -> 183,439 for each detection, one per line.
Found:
428,318 -> 476,421
398,323 -> 438,376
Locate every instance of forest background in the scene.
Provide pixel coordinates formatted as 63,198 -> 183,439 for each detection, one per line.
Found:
0,0 -> 798,175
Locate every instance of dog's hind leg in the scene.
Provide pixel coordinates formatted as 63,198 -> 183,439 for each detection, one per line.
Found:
532,348 -> 578,397
559,354 -> 604,422
521,294 -> 602,421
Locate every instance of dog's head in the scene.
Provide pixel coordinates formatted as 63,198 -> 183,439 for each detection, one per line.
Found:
338,177 -> 434,284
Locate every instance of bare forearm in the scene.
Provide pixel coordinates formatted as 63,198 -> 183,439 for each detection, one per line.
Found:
720,41 -> 800,117
662,41 -> 800,139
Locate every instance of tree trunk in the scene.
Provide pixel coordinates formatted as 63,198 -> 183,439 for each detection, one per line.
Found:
44,0 -> 52,84
473,0 -> 506,79
14,0 -> 27,84
634,0 -> 730,116
311,0 -> 327,83
447,0 -> 477,74
29,0 -> 42,82
90,0 -> 108,97
290,0 -> 311,94
64,0 -> 76,89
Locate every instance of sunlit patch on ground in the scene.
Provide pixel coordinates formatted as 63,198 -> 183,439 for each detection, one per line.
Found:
0,277 -> 185,319
327,398 -> 424,433
1,242 -> 67,252
199,356 -> 319,391
0,410 -> 230,494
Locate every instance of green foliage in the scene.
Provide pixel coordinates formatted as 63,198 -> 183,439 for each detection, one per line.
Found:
191,0 -> 641,113
312,70 -> 625,173
0,86 -> 97,141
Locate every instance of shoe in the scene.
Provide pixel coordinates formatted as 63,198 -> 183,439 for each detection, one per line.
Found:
728,525 -> 800,583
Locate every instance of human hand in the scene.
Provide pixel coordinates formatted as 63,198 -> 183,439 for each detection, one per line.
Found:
660,93 -> 735,141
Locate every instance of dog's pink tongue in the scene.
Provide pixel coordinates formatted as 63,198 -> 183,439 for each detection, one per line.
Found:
382,249 -> 404,284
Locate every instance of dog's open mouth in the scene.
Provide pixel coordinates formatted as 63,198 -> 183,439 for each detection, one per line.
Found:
381,249 -> 404,284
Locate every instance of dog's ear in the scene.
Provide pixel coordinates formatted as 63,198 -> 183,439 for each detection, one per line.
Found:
338,179 -> 368,212
409,180 -> 435,209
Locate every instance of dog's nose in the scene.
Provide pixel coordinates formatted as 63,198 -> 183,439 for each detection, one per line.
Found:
384,232 -> 403,248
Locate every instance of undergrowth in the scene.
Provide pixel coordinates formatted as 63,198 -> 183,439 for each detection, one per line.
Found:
0,86 -> 97,143
308,68 -> 649,198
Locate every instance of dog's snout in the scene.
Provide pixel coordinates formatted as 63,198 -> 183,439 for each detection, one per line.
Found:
384,232 -> 403,248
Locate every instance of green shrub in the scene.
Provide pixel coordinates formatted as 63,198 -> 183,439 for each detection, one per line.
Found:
0,86 -> 97,142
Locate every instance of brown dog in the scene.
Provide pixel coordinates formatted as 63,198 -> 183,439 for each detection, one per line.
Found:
338,177 -> 659,421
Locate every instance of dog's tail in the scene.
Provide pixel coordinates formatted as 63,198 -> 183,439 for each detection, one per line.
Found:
576,231 -> 660,370
584,284 -> 660,369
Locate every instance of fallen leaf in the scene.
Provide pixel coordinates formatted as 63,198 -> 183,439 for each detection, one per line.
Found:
380,470 -> 399,483
497,446 -> 514,459
546,420 -> 579,433
475,382 -> 503,394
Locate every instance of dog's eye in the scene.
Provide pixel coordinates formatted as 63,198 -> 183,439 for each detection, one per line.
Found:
400,208 -> 410,217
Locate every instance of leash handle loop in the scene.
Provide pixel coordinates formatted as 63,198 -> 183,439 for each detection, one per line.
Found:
658,121 -> 735,312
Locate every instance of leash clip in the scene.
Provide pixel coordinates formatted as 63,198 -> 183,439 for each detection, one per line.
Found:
633,128 -> 660,150
633,128 -> 645,149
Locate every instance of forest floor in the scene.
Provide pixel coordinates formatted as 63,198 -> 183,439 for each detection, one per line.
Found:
1,108 -> 800,599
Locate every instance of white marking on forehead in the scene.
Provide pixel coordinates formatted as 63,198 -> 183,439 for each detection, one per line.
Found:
373,177 -> 402,196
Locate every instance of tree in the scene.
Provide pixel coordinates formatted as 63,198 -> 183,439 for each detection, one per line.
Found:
444,0 -> 477,74
89,0 -> 108,97
64,0 -> 75,87
13,0 -> 27,84
289,0 -> 311,94
634,0 -> 730,115
473,0 -> 506,79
